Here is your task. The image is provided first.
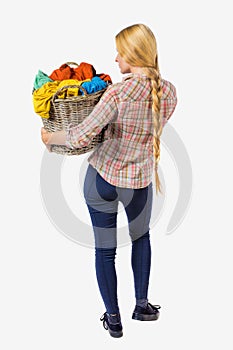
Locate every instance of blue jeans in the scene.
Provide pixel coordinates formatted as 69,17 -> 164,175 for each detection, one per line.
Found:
84,164 -> 153,314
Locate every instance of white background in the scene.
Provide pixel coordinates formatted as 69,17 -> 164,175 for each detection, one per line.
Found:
1,0 -> 232,348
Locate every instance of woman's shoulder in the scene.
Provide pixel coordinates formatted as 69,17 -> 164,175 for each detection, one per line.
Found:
104,76 -> 177,101
105,74 -> 151,101
98,81 -> 121,103
106,79 -> 126,93
160,78 -> 177,99
100,79 -> 129,102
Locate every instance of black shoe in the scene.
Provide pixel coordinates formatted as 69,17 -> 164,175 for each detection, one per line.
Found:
132,303 -> 161,321
100,313 -> 123,338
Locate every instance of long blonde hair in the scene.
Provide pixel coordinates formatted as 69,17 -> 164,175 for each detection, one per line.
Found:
115,24 -> 163,194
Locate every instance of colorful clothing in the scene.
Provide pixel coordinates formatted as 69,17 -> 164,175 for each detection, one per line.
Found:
81,77 -> 107,94
65,74 -> 177,189
96,73 -> 112,84
33,79 -> 90,119
49,62 -> 96,81
33,70 -> 53,90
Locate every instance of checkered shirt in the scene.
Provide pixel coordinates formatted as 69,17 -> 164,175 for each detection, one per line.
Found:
66,74 -> 177,188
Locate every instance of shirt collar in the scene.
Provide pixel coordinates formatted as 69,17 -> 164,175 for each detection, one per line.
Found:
122,73 -> 148,81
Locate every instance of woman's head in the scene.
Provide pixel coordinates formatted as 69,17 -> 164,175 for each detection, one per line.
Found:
115,23 -> 158,71
116,24 -> 163,194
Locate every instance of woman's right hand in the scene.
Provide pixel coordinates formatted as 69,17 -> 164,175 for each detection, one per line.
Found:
41,127 -> 53,151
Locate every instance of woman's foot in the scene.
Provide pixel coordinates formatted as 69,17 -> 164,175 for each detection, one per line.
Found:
100,313 -> 123,338
132,303 -> 161,321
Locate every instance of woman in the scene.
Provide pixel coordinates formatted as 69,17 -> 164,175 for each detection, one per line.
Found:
41,23 -> 177,338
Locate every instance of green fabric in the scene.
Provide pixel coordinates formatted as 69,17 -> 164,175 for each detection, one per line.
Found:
33,70 -> 53,90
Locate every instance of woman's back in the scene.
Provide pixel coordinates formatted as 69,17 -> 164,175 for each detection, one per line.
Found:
87,73 -> 177,189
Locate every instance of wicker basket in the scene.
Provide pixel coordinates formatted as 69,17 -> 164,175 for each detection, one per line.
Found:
42,84 -> 108,155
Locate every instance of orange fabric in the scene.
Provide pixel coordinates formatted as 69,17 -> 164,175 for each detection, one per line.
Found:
97,73 -> 112,84
73,62 -> 96,80
49,64 -> 73,81
49,62 -> 96,81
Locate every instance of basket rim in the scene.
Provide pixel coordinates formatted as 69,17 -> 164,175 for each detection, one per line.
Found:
52,86 -> 107,103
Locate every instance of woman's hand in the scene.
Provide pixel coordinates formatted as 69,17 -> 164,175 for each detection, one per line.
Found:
41,127 -> 53,144
41,127 -> 67,152
41,127 -> 53,151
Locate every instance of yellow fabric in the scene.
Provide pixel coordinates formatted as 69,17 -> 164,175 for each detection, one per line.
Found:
33,79 -> 90,119
57,79 -> 90,98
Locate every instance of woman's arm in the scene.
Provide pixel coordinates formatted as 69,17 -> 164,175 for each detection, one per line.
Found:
160,79 -> 178,127
41,86 -> 118,150
41,128 -> 66,151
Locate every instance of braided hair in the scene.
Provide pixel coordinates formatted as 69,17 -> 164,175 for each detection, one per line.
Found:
116,24 -> 163,194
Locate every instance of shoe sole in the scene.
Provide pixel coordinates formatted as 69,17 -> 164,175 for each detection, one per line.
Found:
132,312 -> 160,321
108,328 -> 123,338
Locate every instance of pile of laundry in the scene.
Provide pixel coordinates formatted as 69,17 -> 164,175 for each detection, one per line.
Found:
32,62 -> 112,119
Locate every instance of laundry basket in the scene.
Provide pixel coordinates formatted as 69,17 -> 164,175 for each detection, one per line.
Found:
41,84 -> 108,155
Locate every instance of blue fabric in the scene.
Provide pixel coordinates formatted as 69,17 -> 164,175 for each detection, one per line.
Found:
81,76 -> 107,94
83,164 -> 152,314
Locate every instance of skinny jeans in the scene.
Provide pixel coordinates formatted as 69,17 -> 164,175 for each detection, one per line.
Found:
83,164 -> 153,314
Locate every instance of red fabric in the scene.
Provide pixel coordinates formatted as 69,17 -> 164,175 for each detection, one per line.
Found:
49,62 -> 96,81
73,62 -> 96,80
49,64 -> 73,81
97,73 -> 112,84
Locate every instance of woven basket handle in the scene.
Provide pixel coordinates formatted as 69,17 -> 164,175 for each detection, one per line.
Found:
65,62 -> 79,67
52,84 -> 88,102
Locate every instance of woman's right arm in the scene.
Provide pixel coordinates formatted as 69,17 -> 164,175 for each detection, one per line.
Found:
66,86 -> 118,149
160,79 -> 178,127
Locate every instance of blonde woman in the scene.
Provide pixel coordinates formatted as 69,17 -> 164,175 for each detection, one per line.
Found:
41,23 -> 177,338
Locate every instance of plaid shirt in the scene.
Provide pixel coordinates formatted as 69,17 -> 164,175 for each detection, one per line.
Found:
66,74 -> 177,188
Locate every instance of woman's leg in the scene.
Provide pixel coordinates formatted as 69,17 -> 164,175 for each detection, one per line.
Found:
84,165 -> 119,314
131,231 -> 151,304
119,183 -> 153,304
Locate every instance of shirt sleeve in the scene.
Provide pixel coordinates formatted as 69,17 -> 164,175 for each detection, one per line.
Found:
65,86 -> 118,149
160,79 -> 178,127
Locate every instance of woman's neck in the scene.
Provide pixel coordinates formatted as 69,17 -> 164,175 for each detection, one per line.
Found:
130,66 -> 144,74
